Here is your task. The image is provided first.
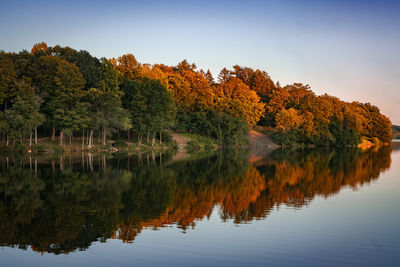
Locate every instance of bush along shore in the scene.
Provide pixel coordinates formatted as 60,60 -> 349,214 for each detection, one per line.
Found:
0,42 -> 392,153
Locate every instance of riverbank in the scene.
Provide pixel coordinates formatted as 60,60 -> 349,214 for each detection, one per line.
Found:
0,136 -> 177,155
0,131 -> 220,155
1,129 -> 392,156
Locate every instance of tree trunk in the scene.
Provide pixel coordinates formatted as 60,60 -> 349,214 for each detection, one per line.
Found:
102,128 -> 106,145
88,129 -> 94,148
86,130 -> 89,146
90,129 -> 94,147
147,132 -> 150,144
60,130 -> 63,146
52,124 -> 56,141
152,136 -> 155,148
82,130 -> 85,149
128,130 -> 130,141
6,134 -> 9,147
159,131 -> 162,145
138,133 -> 142,147
35,127 -> 38,144
30,132 -> 32,147
69,135 -> 72,145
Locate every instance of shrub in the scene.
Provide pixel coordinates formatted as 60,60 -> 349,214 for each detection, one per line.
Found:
113,139 -> 128,148
12,142 -> 26,152
32,144 -> 49,153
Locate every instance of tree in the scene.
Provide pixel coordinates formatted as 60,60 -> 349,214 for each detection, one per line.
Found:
30,42 -> 48,55
86,59 -> 131,146
7,94 -> 44,147
217,68 -> 231,84
48,45 -> 102,89
232,66 -> 275,96
30,56 -> 86,143
216,77 -> 265,127
204,70 -> 214,86
121,78 -> 175,146
112,54 -> 142,80
0,53 -> 17,110
275,108 -> 303,133
176,59 -> 196,72
179,69 -> 215,112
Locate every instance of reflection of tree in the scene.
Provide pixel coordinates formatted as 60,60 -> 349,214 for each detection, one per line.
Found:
0,166 -> 44,247
256,146 -> 392,209
0,146 -> 393,254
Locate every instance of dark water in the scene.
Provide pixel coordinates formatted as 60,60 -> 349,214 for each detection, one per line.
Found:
0,145 -> 399,266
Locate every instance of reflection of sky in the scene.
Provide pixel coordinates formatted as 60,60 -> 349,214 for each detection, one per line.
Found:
1,0 -> 400,124
1,151 -> 399,266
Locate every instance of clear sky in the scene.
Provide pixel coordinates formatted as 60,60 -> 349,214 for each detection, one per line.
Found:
1,0 -> 399,124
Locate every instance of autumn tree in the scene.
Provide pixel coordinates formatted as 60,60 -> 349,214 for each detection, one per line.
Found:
113,54 -> 143,80
215,77 -> 265,127
30,42 -> 48,55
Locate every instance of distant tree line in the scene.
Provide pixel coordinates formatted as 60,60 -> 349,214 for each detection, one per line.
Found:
0,42 -> 392,149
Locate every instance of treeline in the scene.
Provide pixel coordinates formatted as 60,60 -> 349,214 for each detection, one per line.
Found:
220,67 -> 392,146
0,42 -> 392,149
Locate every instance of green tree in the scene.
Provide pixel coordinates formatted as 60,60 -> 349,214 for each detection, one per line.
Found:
121,78 -> 175,146
7,93 -> 44,147
30,56 -> 86,143
86,59 -> 131,146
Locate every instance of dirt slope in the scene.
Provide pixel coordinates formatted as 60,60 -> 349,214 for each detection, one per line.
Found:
248,130 -> 279,151
169,132 -> 192,151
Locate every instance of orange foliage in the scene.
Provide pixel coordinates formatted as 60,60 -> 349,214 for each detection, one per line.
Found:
31,42 -> 48,55
216,77 -> 265,126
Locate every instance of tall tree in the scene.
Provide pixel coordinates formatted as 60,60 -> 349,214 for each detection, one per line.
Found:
216,77 -> 265,127
121,78 -> 175,146
87,59 -> 131,146
30,56 -> 86,143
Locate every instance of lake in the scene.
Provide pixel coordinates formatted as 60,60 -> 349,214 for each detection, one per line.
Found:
0,145 -> 399,266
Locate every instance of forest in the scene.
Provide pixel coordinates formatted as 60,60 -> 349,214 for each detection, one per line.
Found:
0,42 -> 393,150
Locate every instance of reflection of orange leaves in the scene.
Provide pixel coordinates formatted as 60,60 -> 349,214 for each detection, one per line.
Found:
222,167 -> 266,215
114,148 -> 391,244
114,166 -> 266,242
265,148 -> 391,208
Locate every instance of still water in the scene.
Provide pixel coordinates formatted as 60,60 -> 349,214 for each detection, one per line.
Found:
0,145 -> 399,266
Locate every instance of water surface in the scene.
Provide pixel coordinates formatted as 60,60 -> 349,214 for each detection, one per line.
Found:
0,146 -> 399,266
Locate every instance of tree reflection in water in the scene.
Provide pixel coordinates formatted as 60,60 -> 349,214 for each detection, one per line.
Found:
0,146 -> 392,254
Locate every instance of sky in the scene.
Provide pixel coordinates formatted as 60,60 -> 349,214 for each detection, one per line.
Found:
1,0 -> 399,124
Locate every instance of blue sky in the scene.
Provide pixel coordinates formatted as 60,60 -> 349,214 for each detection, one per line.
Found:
1,0 -> 399,124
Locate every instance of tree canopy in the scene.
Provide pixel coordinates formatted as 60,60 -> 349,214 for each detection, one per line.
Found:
0,42 -> 392,149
